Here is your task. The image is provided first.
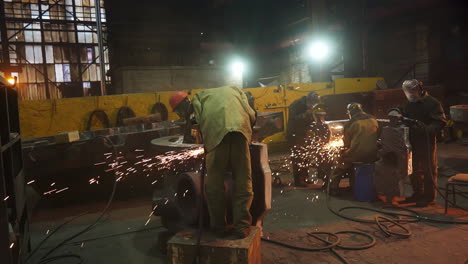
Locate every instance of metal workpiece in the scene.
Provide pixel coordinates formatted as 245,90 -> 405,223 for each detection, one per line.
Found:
252,112 -> 284,142
152,143 -> 272,232
450,105 -> 468,123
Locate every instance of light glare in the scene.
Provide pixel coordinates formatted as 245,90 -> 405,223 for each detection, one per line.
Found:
308,41 -> 330,61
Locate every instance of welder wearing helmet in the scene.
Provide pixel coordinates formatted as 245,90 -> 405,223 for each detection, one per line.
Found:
169,91 -> 197,144
307,104 -> 332,186
329,103 -> 379,195
307,103 -> 330,142
169,86 -> 257,238
389,79 -> 446,207
287,91 -> 321,187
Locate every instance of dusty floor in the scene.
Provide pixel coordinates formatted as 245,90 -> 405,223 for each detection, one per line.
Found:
27,143 -> 468,264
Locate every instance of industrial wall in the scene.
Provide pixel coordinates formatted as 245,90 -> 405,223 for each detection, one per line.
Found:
18,77 -> 383,140
112,66 -> 241,94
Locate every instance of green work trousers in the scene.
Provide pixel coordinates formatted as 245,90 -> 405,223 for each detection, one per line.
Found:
205,132 -> 253,231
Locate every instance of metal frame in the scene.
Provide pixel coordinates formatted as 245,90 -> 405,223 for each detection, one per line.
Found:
0,0 -> 109,100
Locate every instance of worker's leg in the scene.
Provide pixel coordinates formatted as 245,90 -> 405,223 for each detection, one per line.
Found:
411,156 -> 424,199
329,157 -> 352,193
290,144 -> 309,186
229,132 -> 253,234
422,142 -> 438,203
205,135 -> 230,231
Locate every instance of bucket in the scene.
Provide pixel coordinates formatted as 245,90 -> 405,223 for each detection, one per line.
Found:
353,163 -> 376,202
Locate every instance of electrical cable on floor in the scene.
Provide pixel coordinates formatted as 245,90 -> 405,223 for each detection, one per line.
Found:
24,212 -> 89,263
263,125 -> 468,263
27,136 -> 120,264
420,124 -> 468,212
38,254 -> 83,264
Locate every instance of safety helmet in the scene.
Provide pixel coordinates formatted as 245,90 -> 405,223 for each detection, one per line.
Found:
402,79 -> 423,91
169,91 -> 188,111
346,102 -> 363,117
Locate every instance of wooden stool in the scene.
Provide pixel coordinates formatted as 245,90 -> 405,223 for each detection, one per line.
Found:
445,173 -> 468,214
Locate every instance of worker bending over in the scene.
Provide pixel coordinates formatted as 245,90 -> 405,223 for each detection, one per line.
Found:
169,86 -> 256,238
329,103 -> 379,195
389,80 -> 446,207
287,92 -> 322,187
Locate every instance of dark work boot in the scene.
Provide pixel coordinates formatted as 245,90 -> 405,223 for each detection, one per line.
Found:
232,226 -> 251,239
398,194 -> 421,205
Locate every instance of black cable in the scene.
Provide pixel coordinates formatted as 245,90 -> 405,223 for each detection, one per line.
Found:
262,232 -> 341,251
38,254 -> 83,264
421,124 -> 468,212
33,225 -> 164,251
24,212 -> 89,263
30,136 -> 120,263
85,109 -> 110,130
192,139 -> 207,264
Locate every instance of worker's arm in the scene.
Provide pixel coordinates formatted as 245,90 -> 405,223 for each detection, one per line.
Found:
289,99 -> 311,122
238,88 -> 257,128
427,100 -> 447,137
192,93 -> 202,124
343,121 -> 359,158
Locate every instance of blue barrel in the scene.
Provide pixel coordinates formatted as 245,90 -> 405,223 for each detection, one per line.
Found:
353,163 -> 376,202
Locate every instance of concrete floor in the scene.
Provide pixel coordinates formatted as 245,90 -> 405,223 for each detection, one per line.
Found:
27,142 -> 468,264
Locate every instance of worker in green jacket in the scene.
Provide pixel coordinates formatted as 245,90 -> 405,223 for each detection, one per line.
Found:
329,103 -> 379,195
169,86 -> 257,239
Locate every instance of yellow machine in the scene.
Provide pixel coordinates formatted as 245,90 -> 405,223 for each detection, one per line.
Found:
18,77 -> 383,144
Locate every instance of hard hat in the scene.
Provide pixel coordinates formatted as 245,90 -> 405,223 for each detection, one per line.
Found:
169,91 -> 188,111
402,79 -> 423,91
346,102 -> 363,116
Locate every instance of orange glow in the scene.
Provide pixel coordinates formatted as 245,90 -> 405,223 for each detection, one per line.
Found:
7,78 -> 16,85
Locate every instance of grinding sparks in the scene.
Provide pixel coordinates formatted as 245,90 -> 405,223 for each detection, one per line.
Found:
56,187 -> 69,194
4,196 -> 9,201
10,242 -> 14,249
287,124 -> 345,185
27,180 -> 35,184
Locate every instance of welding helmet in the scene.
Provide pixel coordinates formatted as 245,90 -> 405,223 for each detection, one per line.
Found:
306,92 -> 320,109
312,104 -> 327,123
402,79 -> 425,102
169,91 -> 188,111
346,102 -> 363,118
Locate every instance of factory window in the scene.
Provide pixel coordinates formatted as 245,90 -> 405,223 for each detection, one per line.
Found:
55,64 -> 71,82
2,0 -> 108,100
87,47 -> 94,63
41,5 -> 51,20
25,45 -> 43,64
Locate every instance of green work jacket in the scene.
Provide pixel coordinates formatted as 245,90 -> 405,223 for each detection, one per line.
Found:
192,86 -> 257,152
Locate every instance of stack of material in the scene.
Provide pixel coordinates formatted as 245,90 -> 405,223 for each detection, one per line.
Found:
167,227 -> 261,264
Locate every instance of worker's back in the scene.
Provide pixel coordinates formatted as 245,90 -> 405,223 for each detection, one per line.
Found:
343,112 -> 379,164
192,86 -> 256,152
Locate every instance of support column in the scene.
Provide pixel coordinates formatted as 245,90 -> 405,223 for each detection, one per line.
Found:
95,0 -> 106,95
0,0 -> 11,76
38,3 -> 51,99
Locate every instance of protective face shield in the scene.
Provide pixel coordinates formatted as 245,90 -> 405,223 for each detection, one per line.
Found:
306,92 -> 320,110
402,79 -> 424,102
313,112 -> 326,123
174,98 -> 191,118
346,103 -> 363,119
